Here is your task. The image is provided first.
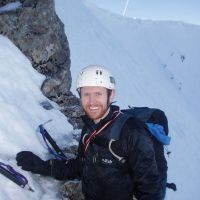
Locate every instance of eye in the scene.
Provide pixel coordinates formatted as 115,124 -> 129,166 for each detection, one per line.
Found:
82,92 -> 90,97
95,92 -> 102,96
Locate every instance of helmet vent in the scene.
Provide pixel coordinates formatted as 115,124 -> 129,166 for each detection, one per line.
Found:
76,65 -> 115,90
95,70 -> 103,75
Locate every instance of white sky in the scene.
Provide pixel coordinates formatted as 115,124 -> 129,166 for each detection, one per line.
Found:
88,0 -> 200,25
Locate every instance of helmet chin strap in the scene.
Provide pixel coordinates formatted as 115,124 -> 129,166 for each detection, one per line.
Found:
107,101 -> 115,110
106,89 -> 114,108
105,96 -> 116,117
106,100 -> 117,111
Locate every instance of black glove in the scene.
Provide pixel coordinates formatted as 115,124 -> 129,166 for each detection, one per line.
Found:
16,151 -> 51,176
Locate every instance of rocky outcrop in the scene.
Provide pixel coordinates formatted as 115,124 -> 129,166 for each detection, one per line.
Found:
0,0 -> 71,97
0,0 -> 82,128
0,0 -> 83,129
61,181 -> 84,200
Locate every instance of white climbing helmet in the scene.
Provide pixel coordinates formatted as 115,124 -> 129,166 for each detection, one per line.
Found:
76,65 -> 116,91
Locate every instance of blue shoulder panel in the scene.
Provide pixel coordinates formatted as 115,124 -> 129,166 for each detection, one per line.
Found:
146,123 -> 171,145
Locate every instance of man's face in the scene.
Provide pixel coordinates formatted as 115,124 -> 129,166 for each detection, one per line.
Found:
80,86 -> 115,123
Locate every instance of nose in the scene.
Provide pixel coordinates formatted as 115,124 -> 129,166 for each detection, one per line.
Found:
88,94 -> 96,105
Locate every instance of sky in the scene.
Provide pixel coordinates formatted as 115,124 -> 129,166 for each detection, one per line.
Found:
88,0 -> 200,25
0,0 -> 200,199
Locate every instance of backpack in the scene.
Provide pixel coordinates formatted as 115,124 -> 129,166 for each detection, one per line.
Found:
110,106 -> 176,197
112,107 -> 170,144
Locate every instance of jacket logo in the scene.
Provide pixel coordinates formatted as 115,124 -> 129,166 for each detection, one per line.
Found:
102,158 -> 112,164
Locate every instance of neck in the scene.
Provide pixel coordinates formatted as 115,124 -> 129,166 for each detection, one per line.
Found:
94,107 -> 110,124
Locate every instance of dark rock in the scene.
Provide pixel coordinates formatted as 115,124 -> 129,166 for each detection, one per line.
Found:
61,181 -> 84,200
39,100 -> 54,110
20,0 -> 38,8
55,91 -> 84,129
0,0 -> 71,97
0,0 -> 83,128
63,145 -> 78,159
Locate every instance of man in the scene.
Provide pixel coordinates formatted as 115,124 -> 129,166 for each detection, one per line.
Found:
16,65 -> 161,200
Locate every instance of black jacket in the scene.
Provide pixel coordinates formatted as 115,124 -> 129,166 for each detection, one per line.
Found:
50,105 -> 161,200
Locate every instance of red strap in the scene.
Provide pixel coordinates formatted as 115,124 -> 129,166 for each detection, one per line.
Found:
84,111 -> 121,153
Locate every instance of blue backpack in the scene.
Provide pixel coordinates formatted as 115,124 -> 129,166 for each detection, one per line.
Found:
112,107 -> 170,144
110,107 -> 176,197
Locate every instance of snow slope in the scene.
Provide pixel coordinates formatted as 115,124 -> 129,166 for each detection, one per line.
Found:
55,0 -> 200,199
0,0 -> 200,199
0,36 -> 75,199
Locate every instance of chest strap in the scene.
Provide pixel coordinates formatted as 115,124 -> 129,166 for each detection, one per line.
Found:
83,111 -> 121,153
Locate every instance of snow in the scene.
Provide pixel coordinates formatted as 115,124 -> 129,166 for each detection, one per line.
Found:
0,0 -> 200,199
0,36 -> 74,199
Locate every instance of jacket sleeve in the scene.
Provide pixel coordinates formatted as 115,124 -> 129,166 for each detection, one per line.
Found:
48,157 -> 83,180
49,131 -> 85,181
123,120 -> 162,200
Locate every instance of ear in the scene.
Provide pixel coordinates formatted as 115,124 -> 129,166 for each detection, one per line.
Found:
109,89 -> 115,103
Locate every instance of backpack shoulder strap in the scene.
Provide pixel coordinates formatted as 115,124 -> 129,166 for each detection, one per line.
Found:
110,112 -> 131,140
122,107 -> 156,122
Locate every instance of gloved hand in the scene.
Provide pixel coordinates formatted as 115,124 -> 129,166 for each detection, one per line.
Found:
16,151 -> 51,176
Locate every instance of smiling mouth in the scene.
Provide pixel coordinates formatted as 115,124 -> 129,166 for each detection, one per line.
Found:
89,106 -> 99,112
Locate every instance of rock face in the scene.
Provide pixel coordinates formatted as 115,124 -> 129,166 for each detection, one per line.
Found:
0,0 -> 83,129
61,181 -> 84,200
0,0 -> 71,97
